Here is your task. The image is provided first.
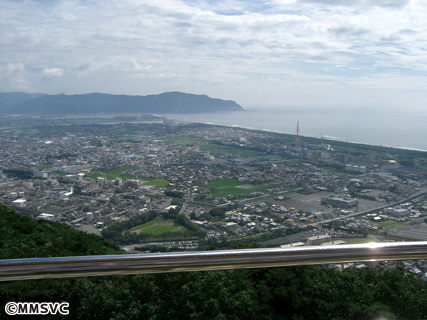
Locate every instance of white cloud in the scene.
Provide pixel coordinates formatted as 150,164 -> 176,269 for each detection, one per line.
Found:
41,68 -> 64,79
0,63 -> 32,92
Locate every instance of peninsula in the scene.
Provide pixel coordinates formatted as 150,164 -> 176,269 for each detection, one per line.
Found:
0,92 -> 244,115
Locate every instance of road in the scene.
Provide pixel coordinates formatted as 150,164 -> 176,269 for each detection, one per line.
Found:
179,188 -> 191,218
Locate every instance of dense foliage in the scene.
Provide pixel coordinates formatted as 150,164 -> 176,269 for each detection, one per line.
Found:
1,263 -> 427,319
0,204 -> 121,259
165,190 -> 184,198
1,205 -> 427,319
2,169 -> 33,180
209,207 -> 228,219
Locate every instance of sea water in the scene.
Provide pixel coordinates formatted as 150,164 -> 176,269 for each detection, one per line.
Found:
164,108 -> 427,151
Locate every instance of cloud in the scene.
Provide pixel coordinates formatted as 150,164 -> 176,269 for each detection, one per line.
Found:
131,59 -> 152,71
397,29 -> 417,35
330,27 -> 370,37
74,64 -> 91,72
1,0 -> 427,109
380,34 -> 401,42
0,63 -> 32,92
41,68 -> 64,79
297,0 -> 409,8
367,0 -> 409,8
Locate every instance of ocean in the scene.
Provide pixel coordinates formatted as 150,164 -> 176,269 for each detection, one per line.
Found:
164,108 -> 427,151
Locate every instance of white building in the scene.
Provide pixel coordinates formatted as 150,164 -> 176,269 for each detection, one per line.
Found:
12,199 -> 27,207
307,234 -> 331,246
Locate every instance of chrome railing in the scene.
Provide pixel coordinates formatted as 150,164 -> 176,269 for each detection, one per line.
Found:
0,242 -> 426,281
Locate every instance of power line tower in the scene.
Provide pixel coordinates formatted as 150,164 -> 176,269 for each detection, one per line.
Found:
295,120 -> 300,146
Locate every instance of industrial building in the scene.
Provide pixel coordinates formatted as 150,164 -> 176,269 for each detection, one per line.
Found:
391,208 -> 410,218
345,164 -> 366,173
307,234 -> 331,246
321,195 -> 358,209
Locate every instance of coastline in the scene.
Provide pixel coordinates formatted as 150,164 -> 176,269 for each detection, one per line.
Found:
171,119 -> 427,153
164,109 -> 427,152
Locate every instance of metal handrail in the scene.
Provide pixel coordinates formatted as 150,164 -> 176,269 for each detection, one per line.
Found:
0,242 -> 426,281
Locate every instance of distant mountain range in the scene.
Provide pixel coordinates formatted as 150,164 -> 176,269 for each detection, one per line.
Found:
0,92 -> 244,115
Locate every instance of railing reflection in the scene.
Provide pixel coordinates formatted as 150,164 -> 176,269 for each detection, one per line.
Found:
0,242 -> 426,281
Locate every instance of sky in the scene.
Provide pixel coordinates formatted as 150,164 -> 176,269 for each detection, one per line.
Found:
1,0 -> 427,110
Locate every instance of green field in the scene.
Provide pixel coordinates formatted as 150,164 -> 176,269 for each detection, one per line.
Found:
144,225 -> 182,234
37,165 -> 53,170
91,167 -> 136,180
140,177 -> 170,188
129,220 -> 184,234
128,220 -> 159,232
204,179 -> 272,199
50,172 -> 69,176
160,137 -> 208,150
372,220 -> 408,230
198,144 -> 259,157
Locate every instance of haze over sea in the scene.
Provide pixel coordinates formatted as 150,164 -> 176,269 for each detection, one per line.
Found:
164,108 -> 427,152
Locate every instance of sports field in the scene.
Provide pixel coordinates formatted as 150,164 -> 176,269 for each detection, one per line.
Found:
129,220 -> 184,235
90,167 -> 136,180
140,177 -> 170,188
204,179 -> 272,199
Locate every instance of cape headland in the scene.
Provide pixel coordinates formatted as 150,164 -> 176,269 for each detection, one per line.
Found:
0,91 -> 244,115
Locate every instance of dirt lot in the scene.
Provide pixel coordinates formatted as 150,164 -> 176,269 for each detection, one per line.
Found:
77,224 -> 101,236
252,191 -> 382,214
253,191 -> 330,213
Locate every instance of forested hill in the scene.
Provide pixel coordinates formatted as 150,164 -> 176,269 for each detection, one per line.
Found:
0,205 -> 427,319
0,91 -> 244,115
0,204 -> 122,259
0,92 -> 46,110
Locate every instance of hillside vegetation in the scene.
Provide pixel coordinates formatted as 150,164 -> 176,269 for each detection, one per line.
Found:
0,204 -> 121,259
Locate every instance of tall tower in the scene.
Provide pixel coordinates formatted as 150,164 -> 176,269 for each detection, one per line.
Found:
295,120 -> 300,146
